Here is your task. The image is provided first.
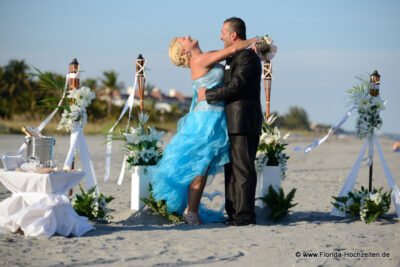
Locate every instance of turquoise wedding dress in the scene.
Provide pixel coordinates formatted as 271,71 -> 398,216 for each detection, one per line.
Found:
151,65 -> 229,223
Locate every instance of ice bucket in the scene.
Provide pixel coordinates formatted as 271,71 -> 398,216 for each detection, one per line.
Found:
24,136 -> 56,166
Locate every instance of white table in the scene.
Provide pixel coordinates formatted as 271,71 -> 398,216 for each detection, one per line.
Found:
0,170 -> 93,237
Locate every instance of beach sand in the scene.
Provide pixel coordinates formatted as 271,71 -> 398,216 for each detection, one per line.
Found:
0,134 -> 399,266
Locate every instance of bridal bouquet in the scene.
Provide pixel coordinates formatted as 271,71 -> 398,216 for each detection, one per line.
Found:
332,186 -> 392,223
255,35 -> 278,61
58,86 -> 96,131
255,115 -> 289,180
110,112 -> 164,169
347,79 -> 386,139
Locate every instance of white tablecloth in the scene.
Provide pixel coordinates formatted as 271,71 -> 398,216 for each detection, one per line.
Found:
0,170 -> 94,237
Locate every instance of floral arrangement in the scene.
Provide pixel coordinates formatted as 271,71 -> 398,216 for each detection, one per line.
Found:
28,67 -> 95,132
347,79 -> 386,139
110,112 -> 164,169
255,35 -> 278,61
332,186 -> 392,223
58,86 -> 95,131
70,184 -> 115,223
141,183 -> 183,222
257,185 -> 297,222
255,115 -> 289,180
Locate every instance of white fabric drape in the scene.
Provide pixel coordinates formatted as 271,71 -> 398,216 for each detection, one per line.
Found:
331,134 -> 400,217
16,73 -> 76,156
294,106 -> 356,153
104,73 -> 139,182
0,170 -> 93,237
331,139 -> 368,217
76,126 -> 98,191
63,125 -> 99,194
374,134 -> 400,217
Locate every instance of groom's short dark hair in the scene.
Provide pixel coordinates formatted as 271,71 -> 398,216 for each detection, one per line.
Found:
224,17 -> 246,40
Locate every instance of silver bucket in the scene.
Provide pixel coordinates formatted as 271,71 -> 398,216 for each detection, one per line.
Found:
25,136 -> 56,167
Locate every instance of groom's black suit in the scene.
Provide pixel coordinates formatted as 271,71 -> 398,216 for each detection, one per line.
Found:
205,48 -> 262,223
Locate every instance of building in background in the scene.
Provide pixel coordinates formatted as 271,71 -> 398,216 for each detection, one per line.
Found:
120,87 -> 192,112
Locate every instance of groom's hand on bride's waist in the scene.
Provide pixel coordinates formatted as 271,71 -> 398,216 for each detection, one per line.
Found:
197,87 -> 207,102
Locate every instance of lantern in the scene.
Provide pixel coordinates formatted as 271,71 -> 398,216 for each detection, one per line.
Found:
69,58 -> 80,90
369,70 -> 380,97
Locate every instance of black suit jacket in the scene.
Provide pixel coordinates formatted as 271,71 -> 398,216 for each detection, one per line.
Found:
205,49 -> 263,134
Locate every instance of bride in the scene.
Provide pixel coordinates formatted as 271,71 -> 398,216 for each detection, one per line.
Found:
151,35 -> 257,225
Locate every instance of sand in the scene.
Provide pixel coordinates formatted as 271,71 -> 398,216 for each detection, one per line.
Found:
0,133 -> 399,266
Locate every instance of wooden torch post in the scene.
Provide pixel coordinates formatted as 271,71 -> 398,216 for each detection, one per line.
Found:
368,70 -> 380,192
136,54 -> 146,111
68,58 -> 79,196
263,60 -> 272,119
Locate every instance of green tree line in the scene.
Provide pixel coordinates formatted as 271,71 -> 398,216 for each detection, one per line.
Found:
0,59 -> 183,127
0,59 -> 311,132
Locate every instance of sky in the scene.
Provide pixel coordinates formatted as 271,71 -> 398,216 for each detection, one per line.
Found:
1,0 -> 399,134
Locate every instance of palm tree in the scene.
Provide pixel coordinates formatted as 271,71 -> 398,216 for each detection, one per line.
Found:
0,66 -> 8,118
0,60 -> 33,118
82,78 -> 98,91
4,59 -> 30,95
100,70 -> 121,117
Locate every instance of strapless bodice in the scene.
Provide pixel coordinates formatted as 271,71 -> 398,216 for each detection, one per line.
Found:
190,65 -> 224,112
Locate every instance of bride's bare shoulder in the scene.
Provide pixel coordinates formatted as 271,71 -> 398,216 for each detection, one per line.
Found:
190,62 -> 213,80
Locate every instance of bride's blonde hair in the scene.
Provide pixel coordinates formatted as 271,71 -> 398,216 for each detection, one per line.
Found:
169,37 -> 190,68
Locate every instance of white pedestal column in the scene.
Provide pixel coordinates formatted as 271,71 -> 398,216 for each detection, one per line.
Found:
131,165 -> 154,210
255,165 -> 281,208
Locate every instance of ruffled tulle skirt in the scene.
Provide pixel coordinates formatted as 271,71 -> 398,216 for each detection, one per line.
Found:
151,110 -> 229,223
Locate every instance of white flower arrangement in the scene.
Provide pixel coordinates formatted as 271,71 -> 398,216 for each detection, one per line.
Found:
256,115 -> 289,180
27,68 -> 95,132
58,86 -> 96,131
255,35 -> 278,61
332,186 -> 392,223
347,80 -> 386,139
110,112 -> 164,169
70,184 -> 115,223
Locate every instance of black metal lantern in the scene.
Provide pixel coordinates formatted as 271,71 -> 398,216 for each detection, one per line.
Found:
369,70 -> 380,97
69,58 -> 79,73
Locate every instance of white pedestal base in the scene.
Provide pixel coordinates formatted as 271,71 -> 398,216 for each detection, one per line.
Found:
255,166 -> 281,208
131,166 -> 154,211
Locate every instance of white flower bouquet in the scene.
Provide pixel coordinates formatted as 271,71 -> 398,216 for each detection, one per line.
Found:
70,184 -> 115,222
110,112 -> 164,169
58,86 -> 96,131
255,115 -> 289,180
347,79 -> 386,139
28,67 -> 96,132
255,35 -> 278,61
332,186 -> 392,223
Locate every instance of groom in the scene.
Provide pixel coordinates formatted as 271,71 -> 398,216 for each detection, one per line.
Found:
197,17 -> 262,226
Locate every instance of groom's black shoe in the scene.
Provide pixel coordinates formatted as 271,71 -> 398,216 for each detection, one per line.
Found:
223,218 -> 236,226
233,219 -> 256,226
223,218 -> 256,226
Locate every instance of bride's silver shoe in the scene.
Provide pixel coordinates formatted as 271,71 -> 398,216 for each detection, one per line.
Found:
183,211 -> 202,225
